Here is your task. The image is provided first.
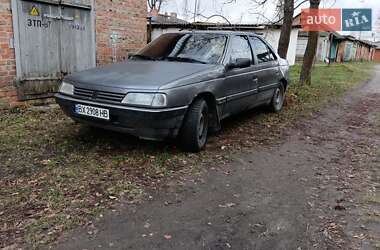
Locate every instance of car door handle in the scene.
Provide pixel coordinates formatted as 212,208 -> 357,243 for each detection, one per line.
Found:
252,77 -> 258,83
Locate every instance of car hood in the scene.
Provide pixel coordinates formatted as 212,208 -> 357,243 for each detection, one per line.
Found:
65,60 -> 217,91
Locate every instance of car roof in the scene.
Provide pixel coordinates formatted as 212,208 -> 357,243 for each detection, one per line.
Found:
167,30 -> 261,37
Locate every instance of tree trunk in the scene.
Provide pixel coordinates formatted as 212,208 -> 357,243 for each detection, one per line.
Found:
299,0 -> 321,85
277,0 -> 294,59
299,31 -> 319,84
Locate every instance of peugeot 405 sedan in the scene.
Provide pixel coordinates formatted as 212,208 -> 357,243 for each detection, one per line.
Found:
56,31 -> 290,152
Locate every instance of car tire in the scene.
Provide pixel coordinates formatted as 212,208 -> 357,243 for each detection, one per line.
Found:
179,99 -> 209,152
269,83 -> 285,113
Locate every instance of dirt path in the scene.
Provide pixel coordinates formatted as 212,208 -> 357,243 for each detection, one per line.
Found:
52,67 -> 380,250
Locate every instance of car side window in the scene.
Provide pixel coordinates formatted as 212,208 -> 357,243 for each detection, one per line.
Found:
268,47 -> 277,61
250,37 -> 275,63
229,36 -> 253,64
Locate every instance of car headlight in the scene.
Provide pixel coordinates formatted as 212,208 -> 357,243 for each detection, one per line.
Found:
59,81 -> 74,95
122,93 -> 167,107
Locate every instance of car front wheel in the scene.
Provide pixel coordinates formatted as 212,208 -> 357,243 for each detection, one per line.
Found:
179,99 -> 209,152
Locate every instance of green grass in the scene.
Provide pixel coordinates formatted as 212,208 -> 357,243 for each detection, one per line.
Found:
287,62 -> 375,115
0,62 -> 376,248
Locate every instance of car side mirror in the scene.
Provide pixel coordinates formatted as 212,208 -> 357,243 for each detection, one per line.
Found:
227,58 -> 251,69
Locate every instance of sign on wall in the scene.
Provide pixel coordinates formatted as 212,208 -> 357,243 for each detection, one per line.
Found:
301,8 -> 372,32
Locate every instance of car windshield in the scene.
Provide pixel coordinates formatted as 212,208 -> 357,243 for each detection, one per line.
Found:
132,33 -> 228,64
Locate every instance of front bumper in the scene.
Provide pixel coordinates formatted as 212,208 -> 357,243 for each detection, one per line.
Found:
55,94 -> 187,140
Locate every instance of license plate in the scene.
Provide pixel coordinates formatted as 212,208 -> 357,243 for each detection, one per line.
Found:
75,104 -> 110,120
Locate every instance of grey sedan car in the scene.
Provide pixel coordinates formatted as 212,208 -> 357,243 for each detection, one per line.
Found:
56,31 -> 290,152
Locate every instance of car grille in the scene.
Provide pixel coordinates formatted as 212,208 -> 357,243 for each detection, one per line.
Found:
74,87 -> 125,103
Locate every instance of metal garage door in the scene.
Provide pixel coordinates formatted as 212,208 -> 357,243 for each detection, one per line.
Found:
12,0 -> 95,100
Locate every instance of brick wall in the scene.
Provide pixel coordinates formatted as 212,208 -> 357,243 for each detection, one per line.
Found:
374,49 -> 380,62
0,0 -> 147,108
0,0 -> 18,108
95,0 -> 147,65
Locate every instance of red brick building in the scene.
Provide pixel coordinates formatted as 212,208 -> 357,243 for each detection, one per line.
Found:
0,0 -> 146,108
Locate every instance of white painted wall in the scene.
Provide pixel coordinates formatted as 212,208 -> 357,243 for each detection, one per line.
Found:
151,27 -> 299,65
296,37 -> 307,59
296,35 -> 330,63
258,28 -> 299,65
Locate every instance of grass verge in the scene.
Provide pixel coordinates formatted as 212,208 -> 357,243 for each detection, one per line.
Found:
0,62 -> 376,248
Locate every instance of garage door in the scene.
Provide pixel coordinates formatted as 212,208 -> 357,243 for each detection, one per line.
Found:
12,0 -> 95,100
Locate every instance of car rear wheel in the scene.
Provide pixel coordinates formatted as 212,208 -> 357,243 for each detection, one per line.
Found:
269,83 -> 285,113
179,99 -> 209,152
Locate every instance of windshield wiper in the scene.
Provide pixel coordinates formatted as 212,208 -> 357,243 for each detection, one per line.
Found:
161,56 -> 207,64
130,54 -> 157,61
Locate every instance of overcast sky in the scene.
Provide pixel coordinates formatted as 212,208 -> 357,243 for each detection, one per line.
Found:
160,0 -> 380,40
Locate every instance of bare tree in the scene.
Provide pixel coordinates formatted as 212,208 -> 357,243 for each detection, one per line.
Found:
277,0 -> 294,58
177,0 -> 309,62
181,0 -> 235,23
147,0 -> 165,13
299,0 -> 321,85
249,0 -> 283,23
250,0 -> 308,59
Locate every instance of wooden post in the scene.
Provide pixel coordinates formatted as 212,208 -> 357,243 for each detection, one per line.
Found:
147,17 -> 152,43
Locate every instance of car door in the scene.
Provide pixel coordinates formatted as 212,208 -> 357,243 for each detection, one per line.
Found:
249,36 -> 281,103
222,35 -> 259,117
